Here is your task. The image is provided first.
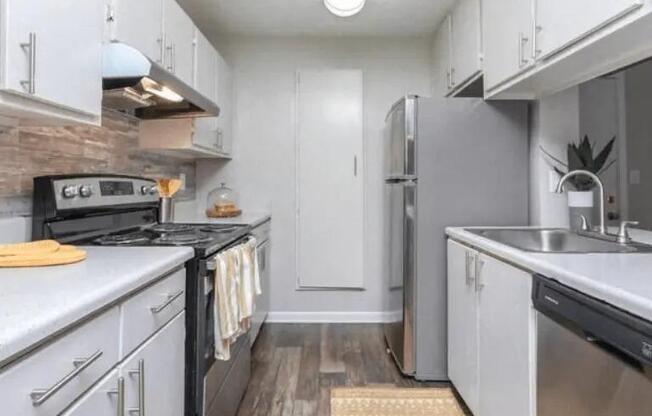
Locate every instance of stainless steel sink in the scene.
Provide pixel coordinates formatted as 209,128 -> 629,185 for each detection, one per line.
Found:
466,228 -> 652,253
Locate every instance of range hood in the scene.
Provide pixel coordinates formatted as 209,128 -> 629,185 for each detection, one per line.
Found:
102,42 -> 220,119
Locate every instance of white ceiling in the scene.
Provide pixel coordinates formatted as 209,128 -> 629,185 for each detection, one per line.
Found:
178,0 -> 456,38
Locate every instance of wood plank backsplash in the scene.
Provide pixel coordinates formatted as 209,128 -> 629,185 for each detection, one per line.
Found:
0,109 -> 195,217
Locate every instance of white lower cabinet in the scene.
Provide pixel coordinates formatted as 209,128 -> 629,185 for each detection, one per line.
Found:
0,307 -> 120,416
61,370 -> 122,416
477,253 -> 535,416
0,269 -> 187,416
447,239 -> 535,416
121,311 -> 186,416
447,240 -> 480,414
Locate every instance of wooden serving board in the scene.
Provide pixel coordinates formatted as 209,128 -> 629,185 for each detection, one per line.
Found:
0,244 -> 87,268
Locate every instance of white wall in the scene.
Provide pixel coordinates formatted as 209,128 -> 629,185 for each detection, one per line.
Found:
196,36 -> 433,320
529,87 -> 580,226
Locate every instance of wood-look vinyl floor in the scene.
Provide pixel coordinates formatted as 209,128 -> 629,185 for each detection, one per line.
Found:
236,323 -> 469,416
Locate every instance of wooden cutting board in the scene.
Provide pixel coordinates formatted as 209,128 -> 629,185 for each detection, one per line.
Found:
0,243 -> 86,268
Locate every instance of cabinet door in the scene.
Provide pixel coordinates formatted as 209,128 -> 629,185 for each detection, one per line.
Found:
61,370 -> 122,416
447,240 -> 479,414
216,52 -> 233,155
483,0 -> 535,91
163,0 -> 195,86
451,0 -> 482,88
477,254 -> 535,416
194,29 -> 217,102
3,0 -> 103,116
432,15 -> 452,97
121,312 -> 185,416
536,0 -> 643,60
193,29 -> 220,152
111,0 -> 164,64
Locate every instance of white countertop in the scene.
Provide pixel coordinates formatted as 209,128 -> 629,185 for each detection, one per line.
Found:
0,246 -> 194,367
447,227 -> 652,322
175,210 -> 271,228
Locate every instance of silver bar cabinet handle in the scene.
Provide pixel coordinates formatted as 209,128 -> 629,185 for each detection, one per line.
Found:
30,350 -> 103,406
128,359 -> 145,415
156,37 -> 163,64
150,289 -> 184,313
354,156 -> 358,177
107,377 -> 126,416
475,258 -> 485,292
166,44 -> 173,71
172,44 -> 177,74
20,32 -> 36,94
465,252 -> 475,286
518,32 -> 529,68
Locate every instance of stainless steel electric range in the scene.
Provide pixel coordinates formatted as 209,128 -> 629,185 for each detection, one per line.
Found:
32,174 -> 252,416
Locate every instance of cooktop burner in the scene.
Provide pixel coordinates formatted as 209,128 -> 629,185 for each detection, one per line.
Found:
81,222 -> 251,256
149,224 -> 194,234
151,232 -> 213,246
199,225 -> 239,233
94,231 -> 151,246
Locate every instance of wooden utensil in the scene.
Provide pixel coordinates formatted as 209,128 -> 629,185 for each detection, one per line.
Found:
156,178 -> 183,198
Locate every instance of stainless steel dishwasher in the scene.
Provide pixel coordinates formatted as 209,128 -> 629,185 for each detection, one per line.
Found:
533,274 -> 652,416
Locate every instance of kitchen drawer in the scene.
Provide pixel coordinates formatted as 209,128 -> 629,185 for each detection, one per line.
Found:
0,307 -> 120,416
121,268 -> 186,356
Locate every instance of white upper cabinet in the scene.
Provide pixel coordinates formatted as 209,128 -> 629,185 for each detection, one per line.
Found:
535,0 -> 644,60
110,0 -> 164,64
216,51 -> 234,156
162,0 -> 195,86
0,0 -> 103,125
432,15 -> 452,96
194,30 -> 218,103
193,29 -> 223,154
483,0 -> 535,92
450,0 -> 482,89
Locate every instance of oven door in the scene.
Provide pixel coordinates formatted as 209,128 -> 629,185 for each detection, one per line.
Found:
250,238 -> 270,344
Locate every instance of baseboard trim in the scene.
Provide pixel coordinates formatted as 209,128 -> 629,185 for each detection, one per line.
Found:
266,311 -> 401,323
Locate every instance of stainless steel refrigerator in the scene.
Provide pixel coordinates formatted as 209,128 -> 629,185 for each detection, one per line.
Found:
383,96 -> 529,380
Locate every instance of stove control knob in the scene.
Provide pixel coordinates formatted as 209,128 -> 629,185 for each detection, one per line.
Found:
148,186 -> 158,196
79,185 -> 93,198
61,185 -> 79,199
140,186 -> 150,196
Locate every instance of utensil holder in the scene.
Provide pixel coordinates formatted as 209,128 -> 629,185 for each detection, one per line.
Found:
159,197 -> 174,223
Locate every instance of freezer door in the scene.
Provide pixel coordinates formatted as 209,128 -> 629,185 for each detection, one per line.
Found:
384,97 -> 417,179
383,180 -> 416,375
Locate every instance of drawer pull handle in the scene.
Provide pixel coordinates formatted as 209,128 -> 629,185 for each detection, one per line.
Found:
30,350 -> 103,406
128,359 -> 145,415
107,377 -> 125,416
150,289 -> 184,314
20,32 -> 37,94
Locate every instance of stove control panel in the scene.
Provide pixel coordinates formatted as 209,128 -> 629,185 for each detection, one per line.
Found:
52,176 -> 159,210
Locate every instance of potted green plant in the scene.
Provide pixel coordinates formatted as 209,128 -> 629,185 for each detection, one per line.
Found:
540,135 -> 615,228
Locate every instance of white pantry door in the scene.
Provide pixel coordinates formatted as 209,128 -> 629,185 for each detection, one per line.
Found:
296,69 -> 364,289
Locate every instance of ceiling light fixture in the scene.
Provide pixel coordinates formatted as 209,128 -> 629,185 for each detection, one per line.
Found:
324,0 -> 366,17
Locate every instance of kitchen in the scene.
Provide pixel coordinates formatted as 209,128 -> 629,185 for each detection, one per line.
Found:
0,0 -> 651,415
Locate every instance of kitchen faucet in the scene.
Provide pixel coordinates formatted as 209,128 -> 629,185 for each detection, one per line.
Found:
555,170 -> 606,235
